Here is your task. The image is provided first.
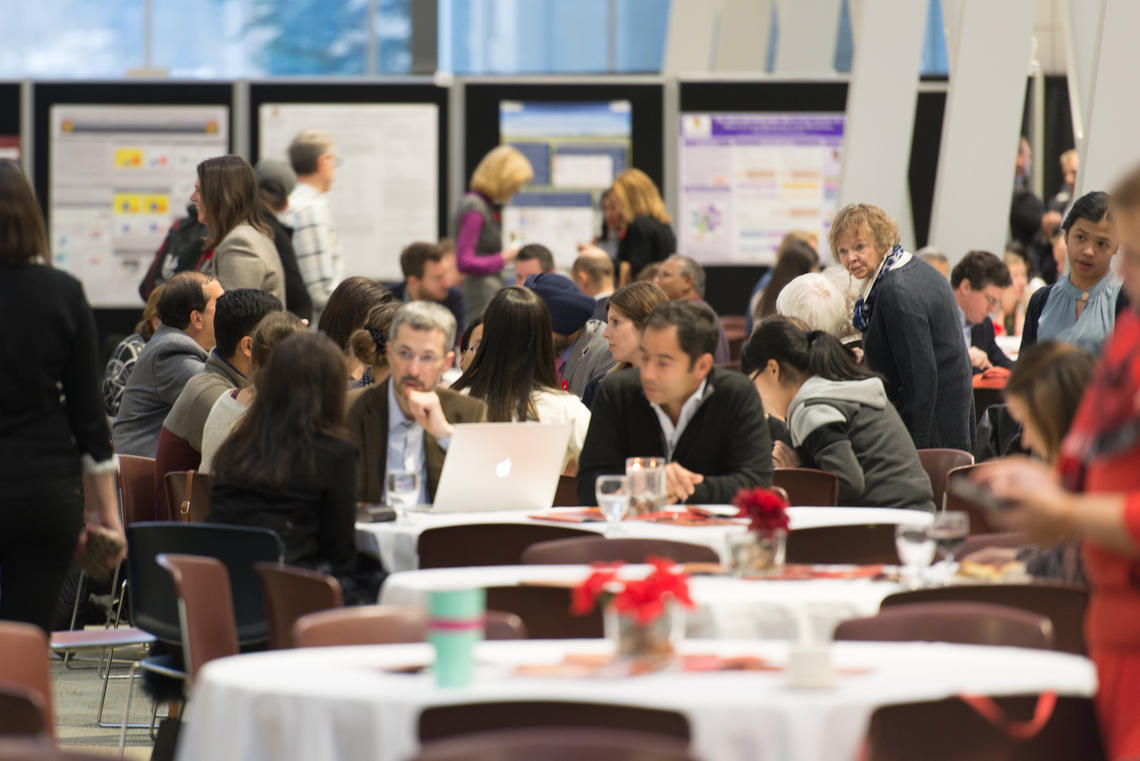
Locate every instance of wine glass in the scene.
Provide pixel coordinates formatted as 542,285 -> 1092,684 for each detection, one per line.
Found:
929,511 -> 970,580
386,470 -> 421,523
595,475 -> 630,536
894,523 -> 936,588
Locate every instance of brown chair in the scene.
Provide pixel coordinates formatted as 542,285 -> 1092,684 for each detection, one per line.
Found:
773,467 -> 839,506
974,386 -> 1006,424
411,728 -> 696,761
0,738 -> 115,760
865,694 -> 1105,761
0,623 -> 53,732
879,583 -> 1089,655
418,701 -> 690,743
721,314 -> 747,362
521,536 -> 718,565
292,605 -> 527,647
954,532 -> 1026,560
835,601 -> 1053,650
785,523 -> 899,565
0,686 -> 48,737
483,611 -> 527,640
917,448 -> 975,510
417,524 -> 594,569
117,454 -> 157,526
553,476 -> 583,507
484,586 -> 603,639
154,554 -> 239,682
163,470 -> 213,523
945,463 -> 1003,535
254,563 -> 344,650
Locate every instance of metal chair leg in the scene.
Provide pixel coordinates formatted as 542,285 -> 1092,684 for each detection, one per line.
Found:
117,661 -> 139,758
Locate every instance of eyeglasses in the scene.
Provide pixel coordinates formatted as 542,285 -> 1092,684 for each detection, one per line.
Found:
394,347 -> 443,365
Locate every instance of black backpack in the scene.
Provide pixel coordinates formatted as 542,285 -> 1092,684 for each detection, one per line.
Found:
138,205 -> 208,301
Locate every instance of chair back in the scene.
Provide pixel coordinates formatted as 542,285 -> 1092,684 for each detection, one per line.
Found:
553,476 -> 582,507
484,586 -> 603,639
917,448 -> 975,510
254,562 -> 344,650
126,522 -> 284,645
954,532 -> 1026,560
155,554 -> 239,681
417,524 -> 594,569
293,605 -> 427,648
117,454 -> 157,526
879,583 -> 1089,654
411,728 -> 696,761
785,524 -> 899,565
521,537 -> 718,565
484,611 -> 526,640
944,462 -> 1003,534
418,701 -> 690,744
163,470 -> 213,523
0,684 -> 48,737
835,601 -> 1053,650
0,624 -> 52,732
772,467 -> 839,506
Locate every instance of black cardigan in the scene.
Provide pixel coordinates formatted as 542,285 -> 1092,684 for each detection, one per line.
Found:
617,215 -> 676,279
577,366 -> 774,505
970,317 -> 1013,371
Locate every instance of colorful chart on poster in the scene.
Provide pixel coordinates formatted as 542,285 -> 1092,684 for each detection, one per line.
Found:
260,103 -> 439,282
679,113 -> 844,265
501,101 -> 631,269
50,105 -> 229,307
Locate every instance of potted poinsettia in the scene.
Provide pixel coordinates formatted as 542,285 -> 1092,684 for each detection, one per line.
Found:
571,557 -> 693,660
728,486 -> 790,577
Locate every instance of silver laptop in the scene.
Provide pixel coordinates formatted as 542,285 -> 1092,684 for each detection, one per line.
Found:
431,422 -> 571,513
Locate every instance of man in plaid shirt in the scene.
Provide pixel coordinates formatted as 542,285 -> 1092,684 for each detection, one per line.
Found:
281,129 -> 343,316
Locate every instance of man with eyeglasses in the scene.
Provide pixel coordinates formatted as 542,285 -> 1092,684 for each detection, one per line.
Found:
282,129 -> 344,320
948,250 -> 1014,373
345,302 -> 487,505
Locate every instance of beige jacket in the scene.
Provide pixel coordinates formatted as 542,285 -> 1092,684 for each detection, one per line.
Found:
213,223 -> 285,304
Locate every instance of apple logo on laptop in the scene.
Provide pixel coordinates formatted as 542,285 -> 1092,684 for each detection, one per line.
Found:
495,458 -> 512,479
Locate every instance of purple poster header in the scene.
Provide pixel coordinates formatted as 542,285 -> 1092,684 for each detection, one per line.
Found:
685,113 -> 844,140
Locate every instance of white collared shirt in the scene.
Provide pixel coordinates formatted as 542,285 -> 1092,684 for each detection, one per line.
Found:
650,378 -> 709,459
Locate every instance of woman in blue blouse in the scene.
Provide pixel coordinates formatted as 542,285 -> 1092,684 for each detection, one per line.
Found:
1020,191 -> 1124,356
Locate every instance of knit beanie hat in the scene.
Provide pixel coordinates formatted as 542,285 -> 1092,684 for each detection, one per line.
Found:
524,273 -> 596,336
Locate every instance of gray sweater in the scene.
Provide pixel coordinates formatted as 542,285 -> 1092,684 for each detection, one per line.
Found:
787,376 -> 935,511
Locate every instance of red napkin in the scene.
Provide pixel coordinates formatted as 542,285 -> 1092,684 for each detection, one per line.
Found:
528,508 -> 605,523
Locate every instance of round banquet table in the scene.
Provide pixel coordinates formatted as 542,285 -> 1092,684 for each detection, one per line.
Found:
379,565 -> 903,640
355,506 -> 934,572
176,639 -> 1096,761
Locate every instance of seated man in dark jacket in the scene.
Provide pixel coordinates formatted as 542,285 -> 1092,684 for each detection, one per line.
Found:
950,250 -> 1013,372
577,300 -> 773,505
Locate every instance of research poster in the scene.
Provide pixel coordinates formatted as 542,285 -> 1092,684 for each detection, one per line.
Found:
50,105 -> 229,307
260,103 -> 439,282
679,113 -> 844,265
500,101 -> 631,269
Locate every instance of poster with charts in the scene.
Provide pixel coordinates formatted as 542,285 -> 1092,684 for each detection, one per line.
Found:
50,105 -> 229,307
500,101 -> 631,269
679,113 -> 844,265
260,103 -> 438,282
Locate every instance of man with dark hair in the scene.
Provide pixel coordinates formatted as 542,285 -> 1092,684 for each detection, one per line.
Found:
113,272 -> 225,457
950,250 -> 1014,372
524,273 -> 612,398
514,243 -> 556,285
578,300 -> 773,505
653,254 -> 731,364
255,158 -> 313,321
152,289 -> 283,518
571,249 -> 615,321
388,241 -> 466,337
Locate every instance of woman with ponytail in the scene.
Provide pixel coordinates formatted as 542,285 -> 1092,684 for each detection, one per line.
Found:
743,318 -> 934,510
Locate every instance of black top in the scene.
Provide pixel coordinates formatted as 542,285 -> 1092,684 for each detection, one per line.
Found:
577,366 -> 774,505
386,281 -> 467,341
1019,280 -> 1131,353
970,317 -> 1013,371
207,436 -> 358,575
0,265 -> 112,480
265,213 -> 313,322
617,215 -> 676,279
860,259 -> 975,450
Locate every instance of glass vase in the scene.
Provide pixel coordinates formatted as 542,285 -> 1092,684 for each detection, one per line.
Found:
604,601 -> 683,661
726,529 -> 787,578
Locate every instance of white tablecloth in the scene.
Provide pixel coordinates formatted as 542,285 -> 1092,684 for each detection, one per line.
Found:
380,565 -> 902,640
356,506 -> 934,572
177,639 -> 1096,761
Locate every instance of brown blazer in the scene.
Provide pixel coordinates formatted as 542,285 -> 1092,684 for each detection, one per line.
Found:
344,379 -> 487,504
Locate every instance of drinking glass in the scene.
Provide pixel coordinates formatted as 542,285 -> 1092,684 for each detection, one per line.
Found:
386,470 -> 421,522
625,457 -> 666,517
595,475 -> 630,535
929,510 -> 970,580
894,523 -> 936,588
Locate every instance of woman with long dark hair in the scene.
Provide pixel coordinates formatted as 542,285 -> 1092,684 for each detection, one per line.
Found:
193,155 -> 284,304
743,317 -> 934,510
750,237 -> 820,332
208,332 -> 373,596
0,161 -> 124,630
452,286 -> 590,474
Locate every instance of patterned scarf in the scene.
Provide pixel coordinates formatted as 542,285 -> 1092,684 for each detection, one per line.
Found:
852,245 -> 904,333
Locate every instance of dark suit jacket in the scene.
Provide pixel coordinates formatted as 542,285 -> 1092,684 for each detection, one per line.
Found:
344,379 -> 487,504
969,317 -> 1013,372
386,281 -> 467,341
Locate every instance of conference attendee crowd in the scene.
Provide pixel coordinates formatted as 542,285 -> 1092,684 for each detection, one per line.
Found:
3,129 -> 1140,761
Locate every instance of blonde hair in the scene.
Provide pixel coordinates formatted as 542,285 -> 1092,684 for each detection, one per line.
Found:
469,146 -> 533,203
610,168 -> 671,226
828,203 -> 900,260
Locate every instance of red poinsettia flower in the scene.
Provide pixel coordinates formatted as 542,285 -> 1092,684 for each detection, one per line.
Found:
570,557 -> 693,625
570,563 -> 621,615
733,486 -> 789,536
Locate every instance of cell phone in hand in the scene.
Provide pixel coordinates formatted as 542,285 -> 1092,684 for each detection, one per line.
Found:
946,475 -> 1013,513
